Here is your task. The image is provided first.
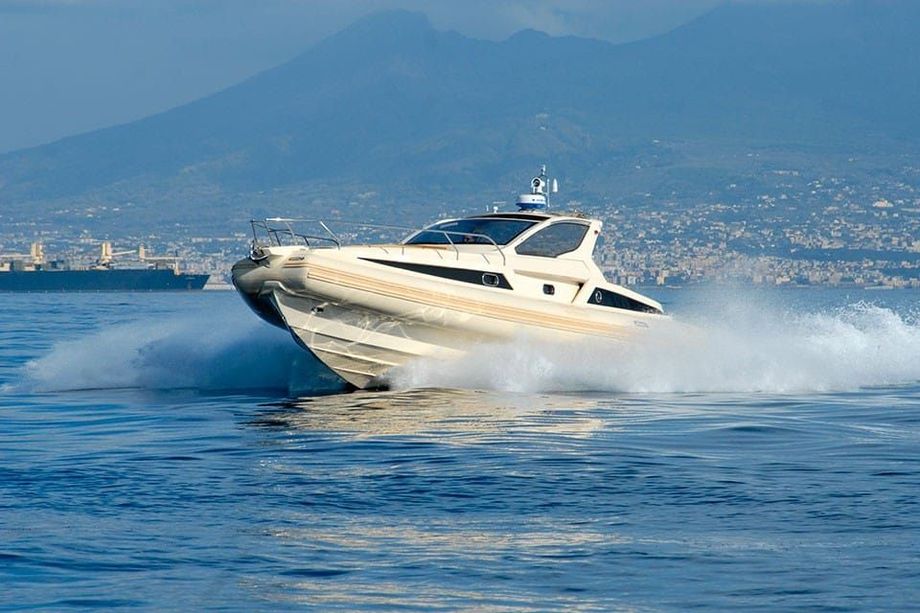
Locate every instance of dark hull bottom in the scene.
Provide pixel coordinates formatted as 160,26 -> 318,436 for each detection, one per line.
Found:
0,270 -> 210,292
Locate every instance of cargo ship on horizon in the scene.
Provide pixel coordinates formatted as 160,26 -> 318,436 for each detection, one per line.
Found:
0,242 -> 210,292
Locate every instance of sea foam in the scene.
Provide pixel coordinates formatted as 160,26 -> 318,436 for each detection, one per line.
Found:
18,309 -> 342,395
16,292 -> 920,396
391,296 -> 920,394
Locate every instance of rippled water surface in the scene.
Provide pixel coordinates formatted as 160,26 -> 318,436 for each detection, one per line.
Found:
2,289 -> 919,610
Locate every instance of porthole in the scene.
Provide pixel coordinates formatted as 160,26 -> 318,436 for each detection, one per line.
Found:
482,273 -> 500,287
588,286 -> 662,314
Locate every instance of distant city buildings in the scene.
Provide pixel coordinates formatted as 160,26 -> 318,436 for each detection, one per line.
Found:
592,165 -> 920,288
2,161 -> 918,288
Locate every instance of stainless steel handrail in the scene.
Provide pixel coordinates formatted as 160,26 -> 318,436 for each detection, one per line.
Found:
249,218 -> 507,265
250,219 -> 342,248
264,217 -> 416,233
411,229 -> 506,265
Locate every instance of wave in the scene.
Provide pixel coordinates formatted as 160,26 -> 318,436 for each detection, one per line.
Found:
390,297 -> 920,394
16,309 -> 344,395
14,291 -> 920,396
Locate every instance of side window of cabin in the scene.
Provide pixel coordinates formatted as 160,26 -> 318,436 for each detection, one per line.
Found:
515,222 -> 589,258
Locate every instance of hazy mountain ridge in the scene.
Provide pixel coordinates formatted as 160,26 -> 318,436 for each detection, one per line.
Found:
1,1 -> 918,228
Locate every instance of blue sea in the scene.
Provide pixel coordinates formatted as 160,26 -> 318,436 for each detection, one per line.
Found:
1,288 -> 919,611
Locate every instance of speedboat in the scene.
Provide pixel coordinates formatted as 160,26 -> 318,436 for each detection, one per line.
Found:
232,167 -> 665,388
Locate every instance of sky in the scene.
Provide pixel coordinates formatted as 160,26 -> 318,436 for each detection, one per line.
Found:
0,0 -> 804,153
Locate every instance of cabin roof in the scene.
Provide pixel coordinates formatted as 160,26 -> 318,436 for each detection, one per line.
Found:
471,211 -> 592,222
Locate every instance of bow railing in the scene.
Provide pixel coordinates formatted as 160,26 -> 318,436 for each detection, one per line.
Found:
248,218 -> 507,265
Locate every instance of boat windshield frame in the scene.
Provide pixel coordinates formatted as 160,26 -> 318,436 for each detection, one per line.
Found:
404,217 -> 537,247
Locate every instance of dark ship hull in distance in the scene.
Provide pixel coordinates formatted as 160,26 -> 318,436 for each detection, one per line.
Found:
0,268 -> 210,292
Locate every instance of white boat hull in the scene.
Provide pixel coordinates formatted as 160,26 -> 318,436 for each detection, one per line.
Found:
234,244 -> 658,388
270,289 -> 466,388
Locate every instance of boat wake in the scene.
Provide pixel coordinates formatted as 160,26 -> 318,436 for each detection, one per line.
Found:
16,310 -> 343,395
391,297 -> 920,394
12,293 -> 920,396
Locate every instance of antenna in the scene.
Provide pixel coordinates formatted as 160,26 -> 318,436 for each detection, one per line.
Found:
517,164 -> 559,211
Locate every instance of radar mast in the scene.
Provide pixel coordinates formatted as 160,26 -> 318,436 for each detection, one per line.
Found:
516,165 -> 559,211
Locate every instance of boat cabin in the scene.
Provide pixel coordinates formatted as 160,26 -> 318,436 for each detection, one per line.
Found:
404,212 -> 600,261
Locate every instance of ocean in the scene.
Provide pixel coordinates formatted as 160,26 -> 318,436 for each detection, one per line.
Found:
1,288 -> 918,610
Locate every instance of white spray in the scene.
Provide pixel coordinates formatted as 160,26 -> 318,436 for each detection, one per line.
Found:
391,296 -> 920,394
12,291 -> 920,396
16,310 -> 342,394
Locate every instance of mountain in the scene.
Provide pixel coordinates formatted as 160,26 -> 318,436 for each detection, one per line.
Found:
1,1 -> 918,230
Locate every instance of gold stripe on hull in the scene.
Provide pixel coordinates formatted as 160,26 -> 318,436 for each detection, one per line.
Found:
301,262 -> 635,340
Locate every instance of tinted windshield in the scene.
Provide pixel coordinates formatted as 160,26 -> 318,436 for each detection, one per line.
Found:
405,218 -> 536,246
515,222 -> 589,257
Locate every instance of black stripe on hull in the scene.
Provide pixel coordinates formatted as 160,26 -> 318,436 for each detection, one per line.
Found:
588,287 -> 661,314
359,258 -> 513,290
